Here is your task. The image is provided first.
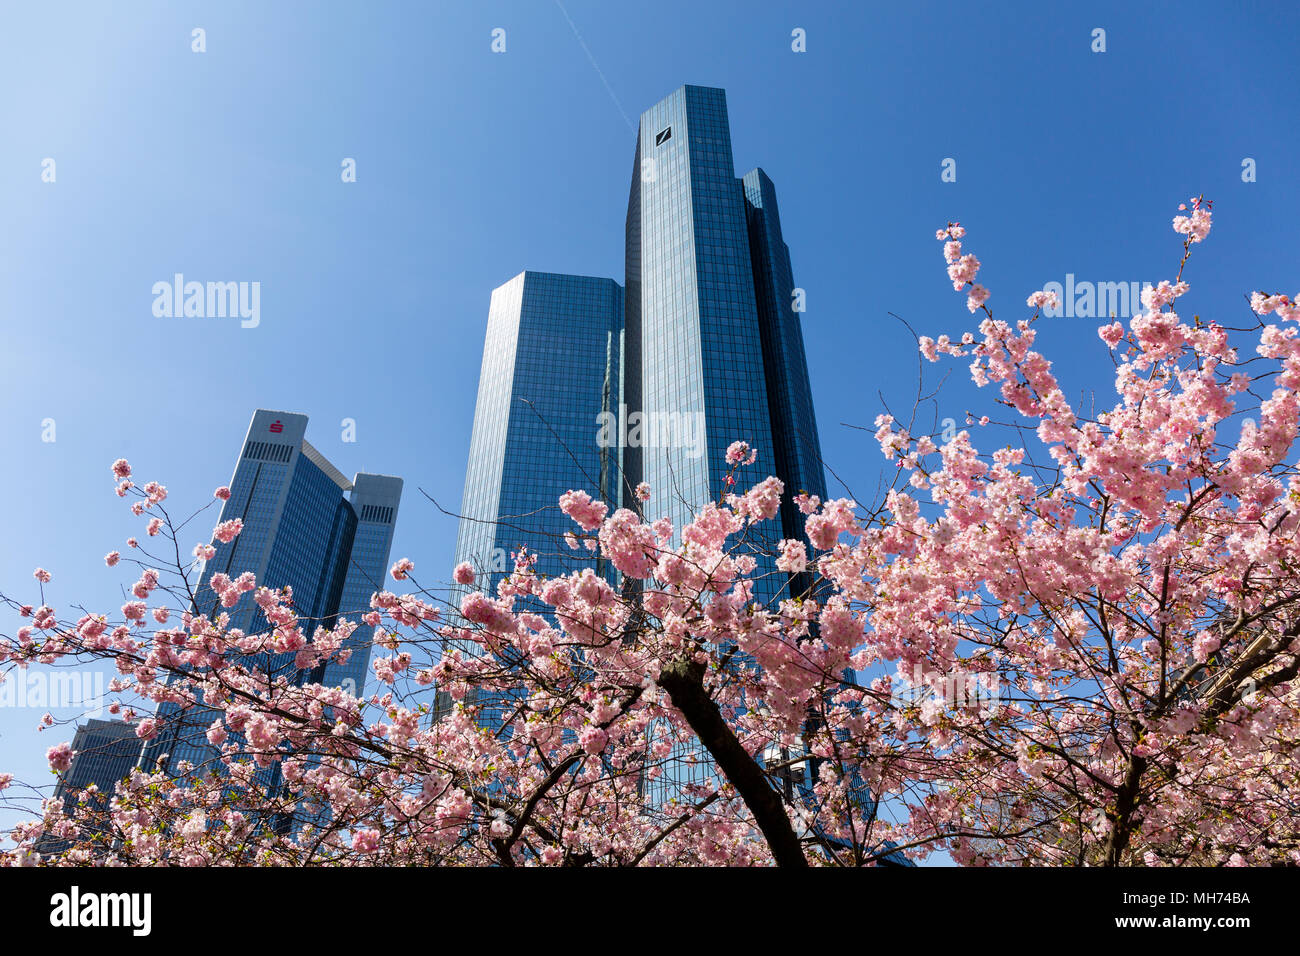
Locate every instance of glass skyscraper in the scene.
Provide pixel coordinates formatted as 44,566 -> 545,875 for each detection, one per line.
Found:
456,86 -> 825,599
36,718 -> 141,856
450,273 -> 624,729
454,272 -> 624,590
624,86 -> 828,603
742,167 -> 827,547
143,409 -> 402,784
454,87 -> 827,788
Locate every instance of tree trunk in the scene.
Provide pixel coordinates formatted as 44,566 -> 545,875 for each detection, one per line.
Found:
656,657 -> 808,867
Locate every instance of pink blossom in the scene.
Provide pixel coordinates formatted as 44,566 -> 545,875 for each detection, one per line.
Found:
559,489 -> 608,532
579,726 -> 609,755
733,476 -> 783,522
105,551 -> 121,567
213,519 -> 243,543
453,562 -> 475,586
805,498 -> 860,550
47,742 -> 74,773
1099,322 -> 1125,348
1250,291 -> 1300,322
795,492 -> 820,515
179,810 -> 207,842
460,592 -> 517,633
947,253 -> 981,290
1026,290 -> 1060,310
1172,199 -> 1212,243
1192,631 -> 1221,664
214,486 -> 232,500
776,539 -> 808,574
725,441 -> 758,466
390,557 -> 415,581
598,509 -> 659,578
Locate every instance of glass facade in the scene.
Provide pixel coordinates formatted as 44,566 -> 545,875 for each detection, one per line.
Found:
142,410 -> 402,803
742,167 -> 828,543
452,273 -> 624,730
627,86 -> 784,599
454,272 -> 625,593
454,85 -> 830,810
320,473 -> 404,696
36,718 -> 142,855
455,93 -> 825,600
627,86 -> 826,804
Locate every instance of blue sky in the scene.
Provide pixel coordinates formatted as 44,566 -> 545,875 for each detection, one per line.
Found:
1,0 -> 1297,847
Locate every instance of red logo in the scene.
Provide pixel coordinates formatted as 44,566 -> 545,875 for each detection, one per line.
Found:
269,420 -> 283,434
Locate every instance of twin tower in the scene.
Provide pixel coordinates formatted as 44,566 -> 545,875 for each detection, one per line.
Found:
454,85 -> 827,602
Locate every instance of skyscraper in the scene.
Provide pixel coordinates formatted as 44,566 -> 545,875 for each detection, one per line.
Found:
451,88 -> 918,863
624,86 -> 827,604
144,409 -> 402,780
742,167 -> 827,548
450,273 -> 624,729
455,86 -> 825,604
454,272 -> 624,589
453,87 -> 827,771
36,719 -> 140,856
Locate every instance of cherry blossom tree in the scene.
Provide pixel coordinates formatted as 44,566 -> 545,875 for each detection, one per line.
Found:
4,198 -> 1299,866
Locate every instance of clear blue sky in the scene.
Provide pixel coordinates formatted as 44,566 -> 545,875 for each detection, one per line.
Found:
2,0 -> 1296,846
